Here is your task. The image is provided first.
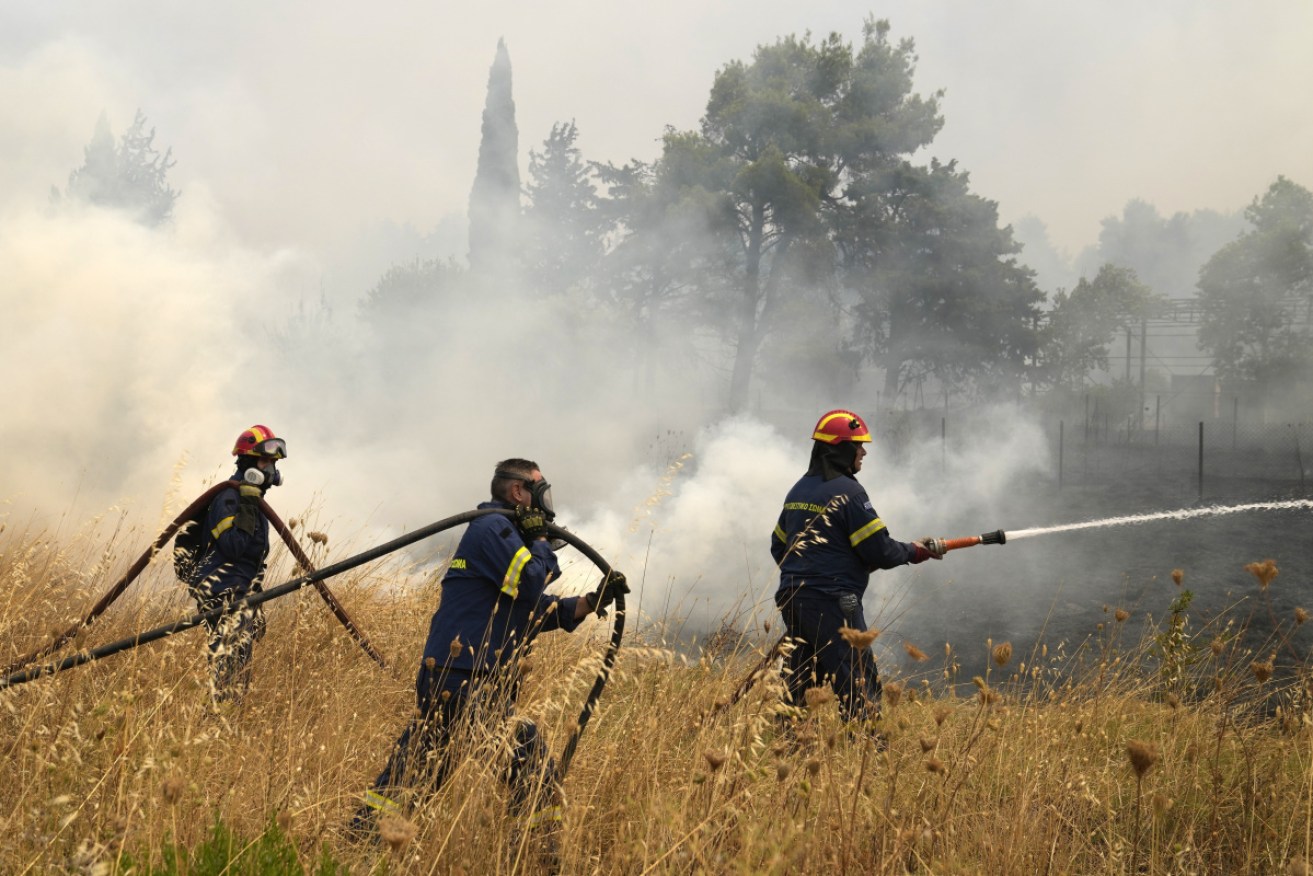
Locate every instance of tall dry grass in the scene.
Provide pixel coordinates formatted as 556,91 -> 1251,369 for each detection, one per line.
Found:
2,511 -> 1312,874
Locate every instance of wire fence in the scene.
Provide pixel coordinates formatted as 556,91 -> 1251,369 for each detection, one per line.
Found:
856,392 -> 1313,499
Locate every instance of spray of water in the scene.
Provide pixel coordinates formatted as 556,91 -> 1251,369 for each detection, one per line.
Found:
1006,500 -> 1313,541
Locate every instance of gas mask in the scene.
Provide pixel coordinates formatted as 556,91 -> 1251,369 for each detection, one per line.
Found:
496,470 -> 555,520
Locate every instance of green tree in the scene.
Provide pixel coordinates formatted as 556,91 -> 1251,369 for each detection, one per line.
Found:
522,121 -> 603,298
468,39 -> 520,274
842,159 -> 1044,401
1197,177 -> 1313,389
592,157 -> 730,392
656,18 -> 943,410
1037,264 -> 1157,390
63,110 -> 178,226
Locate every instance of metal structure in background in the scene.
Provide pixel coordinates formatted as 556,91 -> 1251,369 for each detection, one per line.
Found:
854,388 -> 1313,502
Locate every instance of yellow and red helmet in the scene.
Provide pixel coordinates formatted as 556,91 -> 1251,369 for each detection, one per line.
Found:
232,425 -> 287,459
812,409 -> 872,445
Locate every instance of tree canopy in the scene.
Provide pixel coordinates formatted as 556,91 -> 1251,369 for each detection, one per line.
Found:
1198,176 -> 1313,389
62,110 -> 178,227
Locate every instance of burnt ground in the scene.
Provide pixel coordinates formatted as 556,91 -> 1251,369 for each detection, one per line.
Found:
888,446 -> 1313,690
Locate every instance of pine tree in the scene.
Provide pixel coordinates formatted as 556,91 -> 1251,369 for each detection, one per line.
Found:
468,39 -> 521,274
64,110 -> 178,227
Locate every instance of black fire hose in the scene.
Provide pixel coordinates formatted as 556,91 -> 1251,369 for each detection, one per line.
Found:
0,509 -> 623,780
2,484 -> 385,675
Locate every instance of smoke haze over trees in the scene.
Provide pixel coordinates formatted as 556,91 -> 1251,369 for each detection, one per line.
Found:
3,7 -> 1313,658
58,109 -> 177,227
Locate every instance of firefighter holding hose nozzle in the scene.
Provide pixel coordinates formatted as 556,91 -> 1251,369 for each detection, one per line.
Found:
184,425 -> 287,704
349,458 -> 627,866
772,410 -> 943,742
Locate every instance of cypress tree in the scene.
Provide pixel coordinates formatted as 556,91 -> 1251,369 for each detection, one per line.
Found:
468,38 -> 521,273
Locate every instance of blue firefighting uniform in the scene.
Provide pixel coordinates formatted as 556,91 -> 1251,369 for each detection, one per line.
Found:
192,476 -> 269,699
772,472 -> 924,722
357,501 -> 585,828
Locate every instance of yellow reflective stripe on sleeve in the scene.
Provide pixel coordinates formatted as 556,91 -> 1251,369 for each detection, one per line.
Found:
525,805 -> 563,827
849,517 -> 886,547
501,547 -> 532,598
363,789 -> 402,814
211,516 -> 235,539
774,524 -> 786,542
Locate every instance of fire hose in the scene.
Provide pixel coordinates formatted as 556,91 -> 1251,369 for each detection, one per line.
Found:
702,529 -> 1006,722
1,483 -> 384,676
0,509 -> 623,781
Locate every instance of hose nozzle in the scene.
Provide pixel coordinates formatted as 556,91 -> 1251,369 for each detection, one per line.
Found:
940,529 -> 1008,553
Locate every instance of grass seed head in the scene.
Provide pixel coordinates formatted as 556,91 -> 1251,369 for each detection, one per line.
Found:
839,625 -> 880,650
1245,559 -> 1279,590
1210,638 -> 1225,656
1251,660 -> 1274,683
448,636 -> 463,659
1114,608 -> 1130,623
992,641 -> 1013,667
1125,739 -> 1159,778
934,706 -> 951,727
1171,568 -> 1184,586
275,809 -> 292,832
1296,607 -> 1308,626
379,815 -> 417,853
919,736 -> 937,753
1165,692 -> 1181,710
308,531 -> 328,546
883,681 -> 903,708
703,749 -> 727,771
804,687 -> 836,710
160,774 -> 184,805
903,642 -> 929,662
776,761 -> 792,781
925,757 -> 946,775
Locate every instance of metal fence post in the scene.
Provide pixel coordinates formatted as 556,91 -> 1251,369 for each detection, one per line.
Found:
1233,396 -> 1239,451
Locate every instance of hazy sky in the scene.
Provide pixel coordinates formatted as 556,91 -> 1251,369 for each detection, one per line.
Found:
3,1 -> 1310,266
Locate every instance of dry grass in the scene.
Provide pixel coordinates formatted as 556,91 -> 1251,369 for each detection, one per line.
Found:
3,512 -> 1313,875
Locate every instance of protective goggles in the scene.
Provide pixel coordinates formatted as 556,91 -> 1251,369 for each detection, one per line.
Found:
250,437 -> 288,459
496,471 -> 555,520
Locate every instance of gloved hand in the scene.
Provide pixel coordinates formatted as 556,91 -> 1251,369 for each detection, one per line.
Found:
912,536 -> 945,562
585,570 -> 629,615
514,504 -> 549,541
239,467 -> 265,498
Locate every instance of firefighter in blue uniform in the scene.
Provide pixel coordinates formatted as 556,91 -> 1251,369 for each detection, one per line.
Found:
351,458 -> 628,858
192,424 -> 286,702
772,410 -> 944,732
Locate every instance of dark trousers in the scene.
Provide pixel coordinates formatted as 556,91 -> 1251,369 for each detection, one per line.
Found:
192,585 -> 261,702
775,587 -> 881,723
360,663 -> 558,823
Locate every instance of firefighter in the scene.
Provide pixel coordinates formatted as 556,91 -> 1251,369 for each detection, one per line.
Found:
190,425 -> 286,703
350,458 -> 627,861
771,409 -> 943,735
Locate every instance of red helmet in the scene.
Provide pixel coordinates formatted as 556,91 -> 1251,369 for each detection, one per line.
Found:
232,425 -> 287,459
812,409 -> 871,445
